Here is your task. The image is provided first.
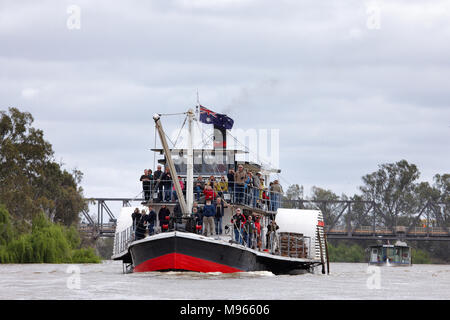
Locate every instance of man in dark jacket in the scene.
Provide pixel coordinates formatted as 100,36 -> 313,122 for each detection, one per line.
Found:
131,208 -> 141,237
153,165 -> 163,202
158,205 -> 171,232
190,207 -> 202,234
244,215 -> 255,248
202,200 -> 216,237
140,170 -> 151,202
133,209 -> 147,240
231,208 -> 246,244
145,206 -> 156,235
266,220 -> 279,250
214,197 -> 228,235
227,169 -> 235,201
161,167 -> 172,202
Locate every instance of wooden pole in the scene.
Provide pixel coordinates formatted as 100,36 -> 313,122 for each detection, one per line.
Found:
323,231 -> 330,274
317,228 -> 325,274
153,113 -> 189,215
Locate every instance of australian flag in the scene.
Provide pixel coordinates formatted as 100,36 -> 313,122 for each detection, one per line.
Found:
199,105 -> 234,130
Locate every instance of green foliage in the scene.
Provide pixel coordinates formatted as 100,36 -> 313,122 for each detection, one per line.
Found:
357,159 -> 444,230
327,242 -> 365,263
412,248 -> 432,264
71,248 -> 101,263
0,107 -> 87,229
0,208 -> 100,264
0,204 -> 14,246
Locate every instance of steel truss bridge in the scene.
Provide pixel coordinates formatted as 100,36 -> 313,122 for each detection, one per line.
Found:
284,200 -> 450,241
79,198 -> 450,241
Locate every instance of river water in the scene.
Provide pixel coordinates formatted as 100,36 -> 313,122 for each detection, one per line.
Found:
0,261 -> 449,300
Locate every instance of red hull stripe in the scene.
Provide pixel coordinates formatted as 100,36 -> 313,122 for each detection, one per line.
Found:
134,253 -> 243,273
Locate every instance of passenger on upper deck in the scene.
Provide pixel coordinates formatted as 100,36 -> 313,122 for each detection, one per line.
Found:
270,180 -> 283,211
161,167 -> 172,202
209,175 -> 217,190
234,165 -> 247,204
153,165 -> 163,202
227,169 -> 235,201
215,175 -> 228,198
140,170 -> 151,202
147,169 -> 154,198
203,184 -> 217,202
261,186 -> 270,210
194,176 -> 205,201
253,173 -> 262,208
244,171 -> 253,205
172,176 -> 185,201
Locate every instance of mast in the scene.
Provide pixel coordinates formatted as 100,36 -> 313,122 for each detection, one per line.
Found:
153,113 -> 189,216
186,109 -> 194,214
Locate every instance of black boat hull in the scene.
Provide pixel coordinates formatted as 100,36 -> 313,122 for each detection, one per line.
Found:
128,232 -> 320,275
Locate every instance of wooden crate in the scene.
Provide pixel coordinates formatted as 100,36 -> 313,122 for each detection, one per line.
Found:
278,232 -> 308,258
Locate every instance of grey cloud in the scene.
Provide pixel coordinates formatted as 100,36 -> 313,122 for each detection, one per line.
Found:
1,0 -> 449,199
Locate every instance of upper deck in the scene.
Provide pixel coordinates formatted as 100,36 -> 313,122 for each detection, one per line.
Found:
142,148 -> 282,216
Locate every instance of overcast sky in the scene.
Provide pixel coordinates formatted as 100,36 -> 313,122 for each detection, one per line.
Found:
1,0 -> 449,205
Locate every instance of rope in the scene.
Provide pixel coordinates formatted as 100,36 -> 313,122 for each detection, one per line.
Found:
172,115 -> 188,148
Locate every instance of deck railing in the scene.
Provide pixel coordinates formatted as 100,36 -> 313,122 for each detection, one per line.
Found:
140,179 -> 283,212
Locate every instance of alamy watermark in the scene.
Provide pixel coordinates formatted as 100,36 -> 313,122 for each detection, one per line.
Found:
168,127 -> 280,170
366,1 -> 381,30
366,266 -> 381,289
67,5 -> 81,30
66,265 -> 81,290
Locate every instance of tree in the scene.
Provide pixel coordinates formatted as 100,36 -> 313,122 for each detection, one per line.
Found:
359,160 -> 421,229
286,184 -> 303,201
310,186 -> 342,226
0,107 -> 87,230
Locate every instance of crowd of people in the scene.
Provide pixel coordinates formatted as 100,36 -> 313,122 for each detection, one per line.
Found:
139,164 -> 284,211
131,200 -> 280,251
134,164 -> 285,250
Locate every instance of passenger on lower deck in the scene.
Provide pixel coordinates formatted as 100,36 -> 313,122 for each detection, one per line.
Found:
132,209 -> 147,240
231,208 -> 246,244
244,215 -> 255,248
145,206 -> 156,235
190,206 -> 203,234
202,200 -> 216,237
158,205 -> 171,232
214,197 -> 228,235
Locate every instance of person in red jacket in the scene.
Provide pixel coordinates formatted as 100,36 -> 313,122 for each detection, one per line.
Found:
203,184 -> 217,202
254,215 -> 262,250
